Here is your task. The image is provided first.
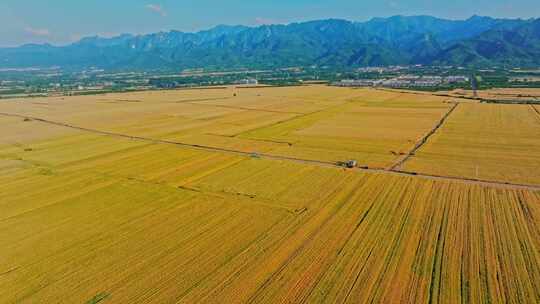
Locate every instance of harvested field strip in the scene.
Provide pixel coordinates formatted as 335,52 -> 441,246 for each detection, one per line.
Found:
1,111 -> 540,192
389,102 -> 459,171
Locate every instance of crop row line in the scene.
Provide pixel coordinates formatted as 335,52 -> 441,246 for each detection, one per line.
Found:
1,111 -> 540,191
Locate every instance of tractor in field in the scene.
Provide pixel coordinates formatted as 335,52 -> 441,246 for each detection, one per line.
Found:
337,160 -> 357,168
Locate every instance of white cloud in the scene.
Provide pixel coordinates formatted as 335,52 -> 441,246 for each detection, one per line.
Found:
146,4 -> 167,17
25,27 -> 51,37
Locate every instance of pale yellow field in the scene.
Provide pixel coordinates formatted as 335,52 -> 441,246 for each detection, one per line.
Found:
0,86 -> 454,168
404,103 -> 540,185
1,86 -> 540,303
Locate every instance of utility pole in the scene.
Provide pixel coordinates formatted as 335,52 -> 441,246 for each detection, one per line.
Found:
470,73 -> 478,98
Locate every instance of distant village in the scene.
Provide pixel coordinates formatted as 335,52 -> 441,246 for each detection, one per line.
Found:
334,75 -> 469,88
5,64 -> 540,99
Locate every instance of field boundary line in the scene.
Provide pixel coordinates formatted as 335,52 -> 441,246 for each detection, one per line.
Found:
0,112 -> 339,167
2,111 -> 540,191
173,97 -> 232,103
209,133 -> 294,147
186,101 -> 305,115
373,88 -> 434,97
531,105 -> 540,123
235,100 -> 349,139
78,168 -> 298,214
388,102 -> 459,171
388,169 -> 540,191
372,87 -> 484,102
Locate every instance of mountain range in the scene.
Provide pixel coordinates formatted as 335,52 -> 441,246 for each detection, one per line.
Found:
1,15 -> 539,70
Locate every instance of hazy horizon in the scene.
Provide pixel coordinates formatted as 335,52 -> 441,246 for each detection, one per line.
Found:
1,0 -> 539,47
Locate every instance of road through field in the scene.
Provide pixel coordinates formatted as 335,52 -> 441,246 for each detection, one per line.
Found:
2,111 -> 539,192
388,102 -> 459,171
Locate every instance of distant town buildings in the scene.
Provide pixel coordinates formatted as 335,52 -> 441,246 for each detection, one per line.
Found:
334,75 -> 469,88
154,81 -> 179,89
446,76 -> 469,83
357,66 -> 411,73
236,78 -> 259,85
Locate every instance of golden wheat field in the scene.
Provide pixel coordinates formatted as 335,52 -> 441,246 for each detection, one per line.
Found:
403,102 -> 540,185
1,85 -> 540,303
0,86 -> 455,168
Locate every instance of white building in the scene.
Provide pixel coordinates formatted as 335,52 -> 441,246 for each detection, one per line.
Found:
238,78 -> 258,85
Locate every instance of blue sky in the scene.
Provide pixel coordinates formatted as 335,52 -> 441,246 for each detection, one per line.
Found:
1,0 -> 538,47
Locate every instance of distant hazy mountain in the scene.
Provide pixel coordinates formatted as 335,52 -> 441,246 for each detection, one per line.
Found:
430,19 -> 540,66
0,15 -> 538,70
